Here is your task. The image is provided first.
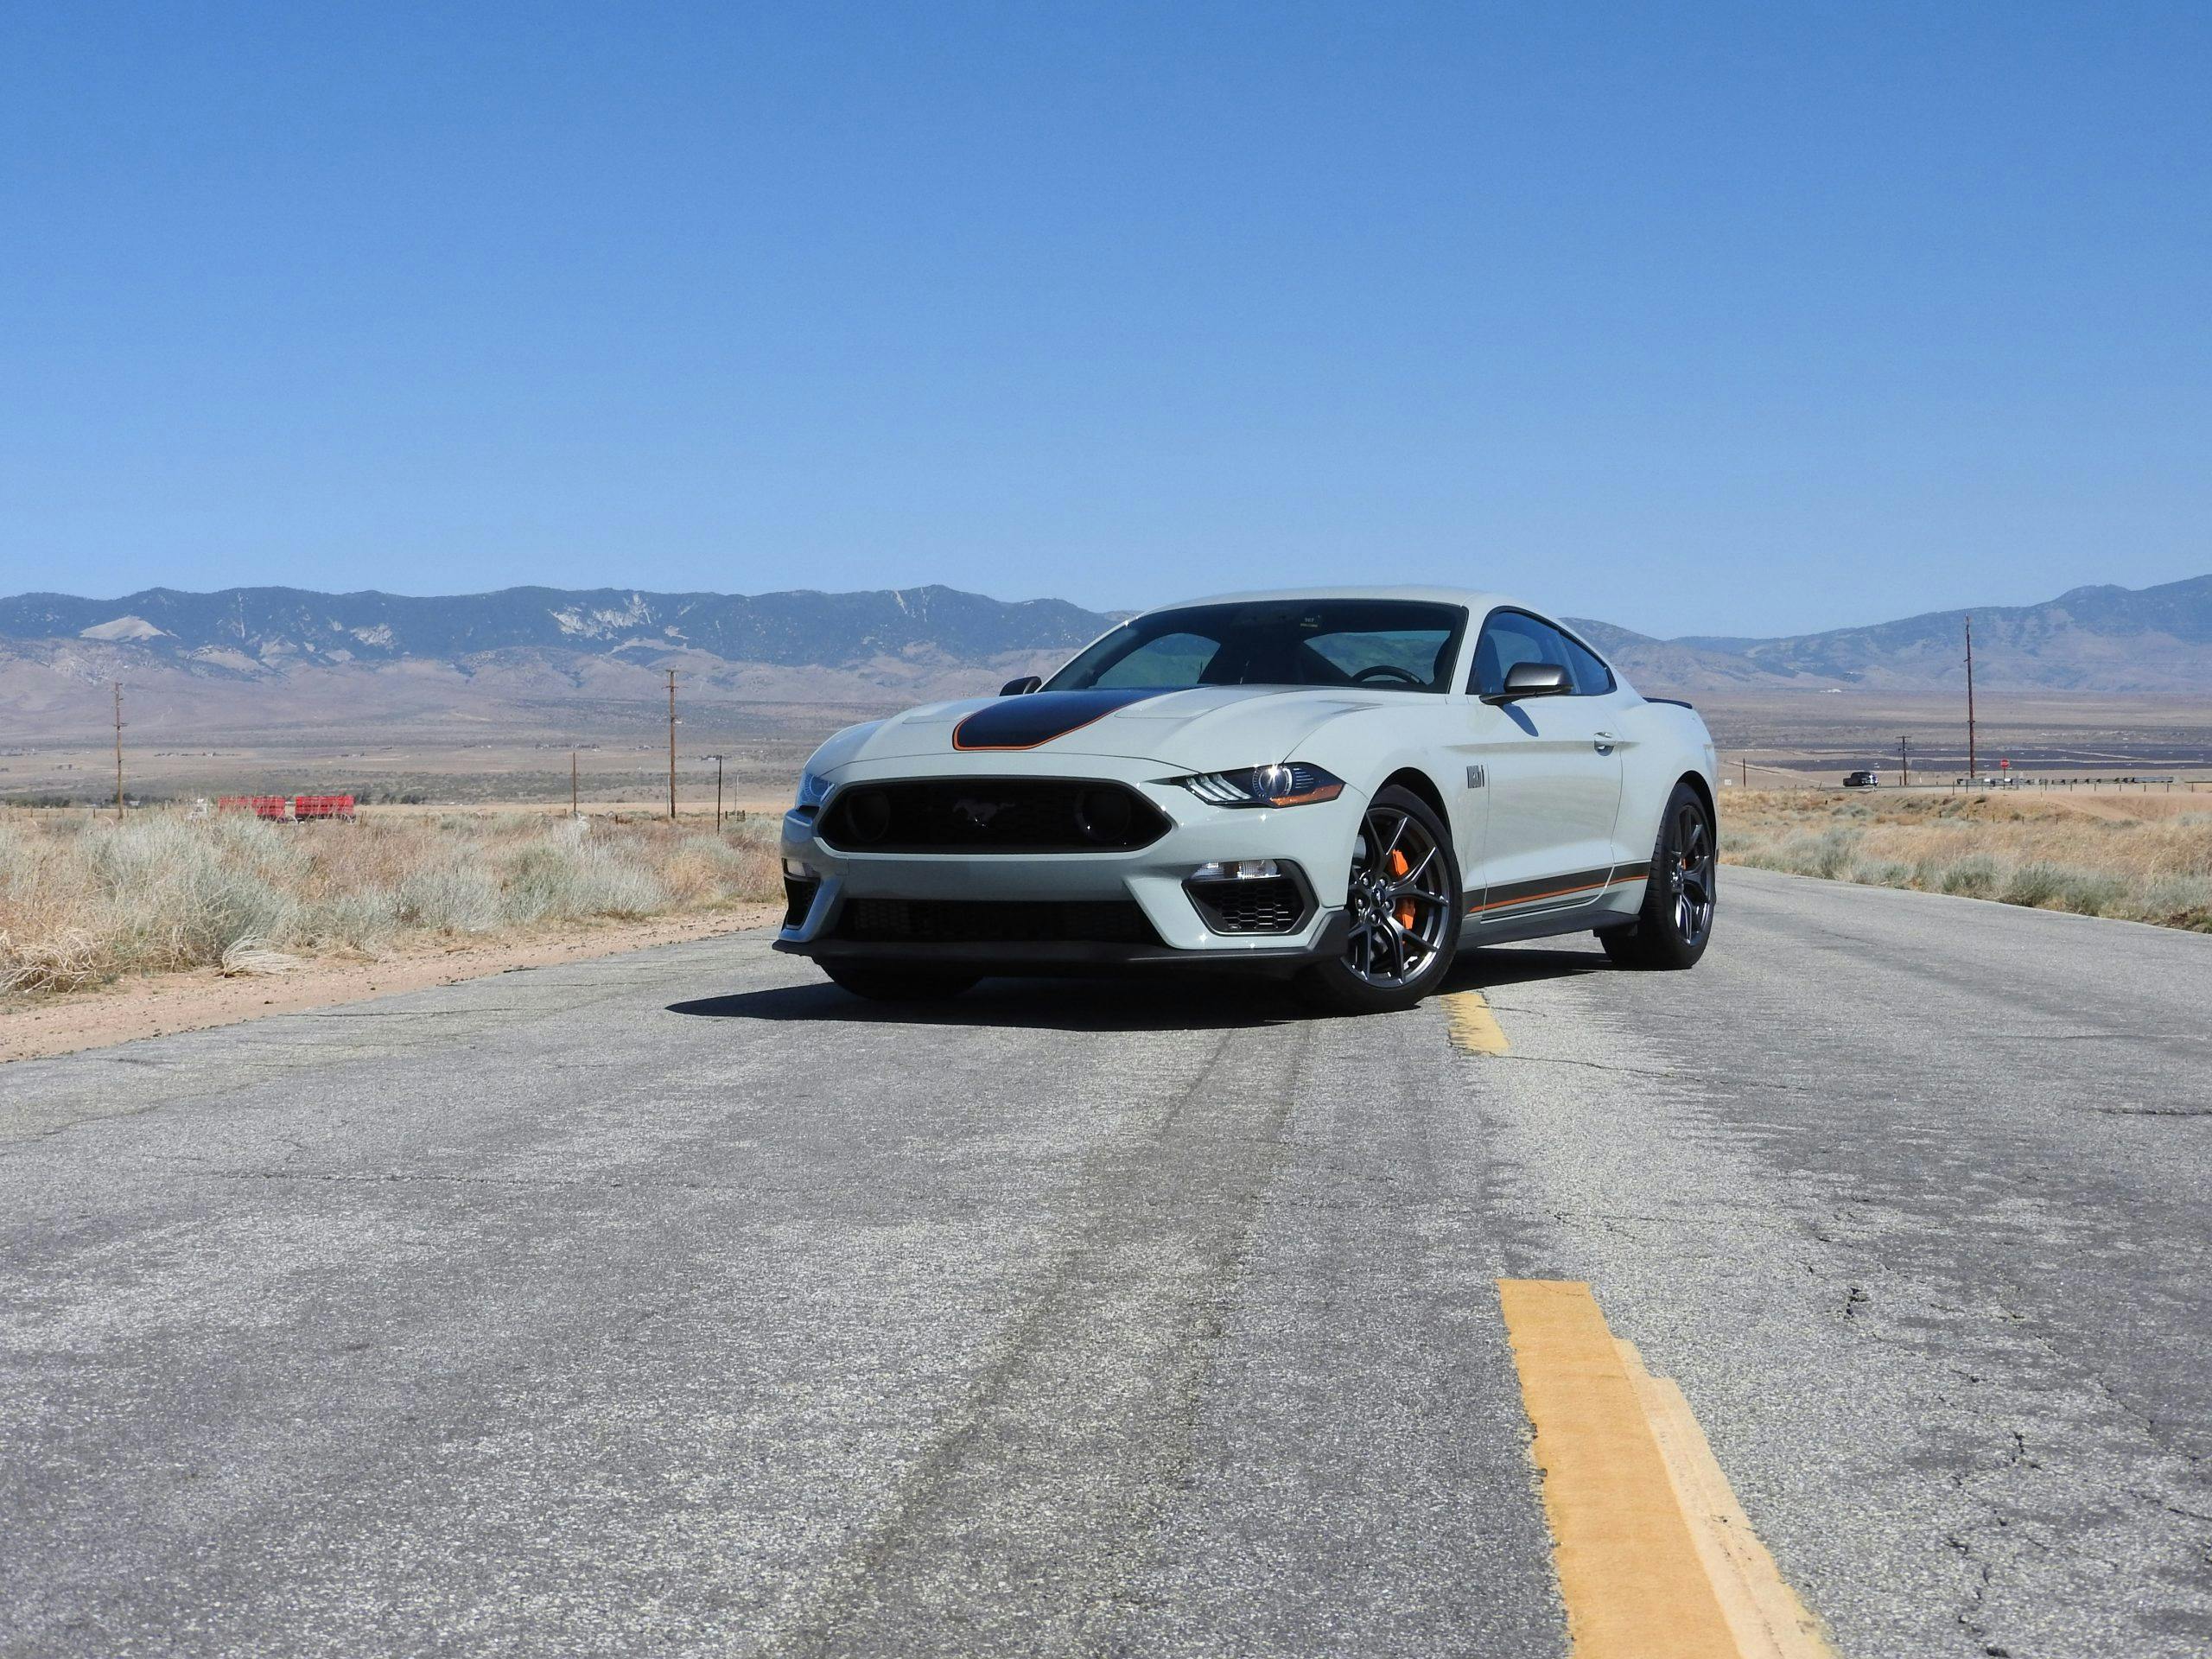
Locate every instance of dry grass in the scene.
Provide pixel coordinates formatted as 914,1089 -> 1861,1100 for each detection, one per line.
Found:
1721,789 -> 2212,931
0,808 -> 781,997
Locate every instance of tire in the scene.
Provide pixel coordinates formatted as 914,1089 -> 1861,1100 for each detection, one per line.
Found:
1599,780 -> 1716,970
819,961 -> 980,1002
1294,785 -> 1464,1014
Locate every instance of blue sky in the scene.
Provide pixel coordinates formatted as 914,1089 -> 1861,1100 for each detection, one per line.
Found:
3,3 -> 2206,638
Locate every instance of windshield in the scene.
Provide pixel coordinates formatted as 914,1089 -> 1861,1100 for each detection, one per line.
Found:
1043,600 -> 1467,694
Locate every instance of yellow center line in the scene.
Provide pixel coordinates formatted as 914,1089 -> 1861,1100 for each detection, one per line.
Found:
1444,988 -> 1510,1055
1497,1280 -> 1837,1659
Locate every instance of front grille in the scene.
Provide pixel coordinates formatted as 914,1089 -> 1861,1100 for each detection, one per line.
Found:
817,779 -> 1170,854
1185,875 -> 1308,935
832,898 -> 1161,945
783,874 -> 820,931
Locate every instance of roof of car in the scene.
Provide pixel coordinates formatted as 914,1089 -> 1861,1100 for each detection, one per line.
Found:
1144,585 -> 1527,616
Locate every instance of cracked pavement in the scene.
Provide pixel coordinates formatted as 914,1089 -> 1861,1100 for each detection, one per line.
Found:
1,867 -> 2208,1656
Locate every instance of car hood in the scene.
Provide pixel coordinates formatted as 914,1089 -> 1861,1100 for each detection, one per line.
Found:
832,685 -> 1400,772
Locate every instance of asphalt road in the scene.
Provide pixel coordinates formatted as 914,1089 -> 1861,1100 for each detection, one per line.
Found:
3,868 -> 2208,1657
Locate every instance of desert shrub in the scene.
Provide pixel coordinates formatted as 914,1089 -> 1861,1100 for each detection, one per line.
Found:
81,817 -> 298,969
559,847 -> 668,918
2048,869 -> 2126,915
2000,861 -> 2068,908
1936,854 -> 2001,898
1713,788 -> 2212,934
1849,858 -> 1914,887
2130,874 -> 2212,930
499,826 -> 668,922
289,889 -> 402,953
1772,827 -> 1861,879
0,928 -> 102,994
0,801 -> 957,997
219,937 -> 301,976
393,860 -> 505,932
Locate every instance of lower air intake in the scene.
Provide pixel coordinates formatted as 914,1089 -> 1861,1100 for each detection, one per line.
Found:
833,898 -> 1161,945
1185,875 -> 1308,934
782,875 -> 820,931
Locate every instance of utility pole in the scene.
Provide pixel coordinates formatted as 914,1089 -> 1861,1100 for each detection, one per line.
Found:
705,753 -> 725,830
112,682 -> 125,817
665,670 -> 678,821
1964,616 -> 1978,784
1739,756 -> 1748,789
1899,734 -> 1910,788
570,749 -> 579,818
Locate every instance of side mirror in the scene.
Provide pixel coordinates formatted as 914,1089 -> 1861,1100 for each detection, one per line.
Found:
999,675 -> 1042,696
1482,661 -> 1571,704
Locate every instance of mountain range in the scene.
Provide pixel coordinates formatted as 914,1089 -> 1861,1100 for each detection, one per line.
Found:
1567,572 -> 2212,694
1,575 -> 2206,740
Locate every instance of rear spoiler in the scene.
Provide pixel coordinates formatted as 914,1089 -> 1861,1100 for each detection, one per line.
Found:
1644,696 -> 1696,710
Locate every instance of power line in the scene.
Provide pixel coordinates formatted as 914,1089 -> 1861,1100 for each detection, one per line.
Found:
1964,615 -> 1978,780
658,668 -> 677,827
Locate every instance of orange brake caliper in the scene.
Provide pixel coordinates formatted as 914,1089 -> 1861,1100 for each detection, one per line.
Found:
1387,849 -> 1416,929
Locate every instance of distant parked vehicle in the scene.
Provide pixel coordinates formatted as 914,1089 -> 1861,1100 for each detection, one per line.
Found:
216,794 -> 357,822
1842,771 -> 1880,789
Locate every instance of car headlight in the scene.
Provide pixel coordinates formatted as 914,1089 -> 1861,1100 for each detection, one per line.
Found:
794,771 -> 832,811
1178,763 -> 1345,808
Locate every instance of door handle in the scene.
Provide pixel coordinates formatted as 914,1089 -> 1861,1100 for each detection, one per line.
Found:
1592,731 -> 1618,754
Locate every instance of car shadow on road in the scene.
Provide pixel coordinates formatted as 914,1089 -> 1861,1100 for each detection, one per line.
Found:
666,976 -> 1300,1033
671,944 -> 1612,1033
1441,944 -> 1614,993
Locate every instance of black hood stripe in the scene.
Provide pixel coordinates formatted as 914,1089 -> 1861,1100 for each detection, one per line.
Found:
951,689 -> 1169,751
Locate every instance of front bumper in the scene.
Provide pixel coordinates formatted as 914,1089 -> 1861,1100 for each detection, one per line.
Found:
772,912 -> 1351,977
774,753 -> 1363,976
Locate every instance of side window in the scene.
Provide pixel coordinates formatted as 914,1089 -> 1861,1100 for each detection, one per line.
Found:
1469,611 -> 1567,696
1558,630 -> 1615,696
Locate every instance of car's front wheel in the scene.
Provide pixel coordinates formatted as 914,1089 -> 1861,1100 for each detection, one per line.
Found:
1598,780 -> 1716,970
1294,785 -> 1463,1014
820,961 -> 980,1002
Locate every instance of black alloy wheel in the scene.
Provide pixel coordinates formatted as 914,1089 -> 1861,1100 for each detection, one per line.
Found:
1296,785 -> 1463,1014
1665,797 -> 1717,947
1599,780 -> 1717,970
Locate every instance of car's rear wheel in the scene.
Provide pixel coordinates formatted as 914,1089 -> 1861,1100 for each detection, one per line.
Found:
1294,785 -> 1462,1014
820,961 -> 980,1002
1599,781 -> 1716,970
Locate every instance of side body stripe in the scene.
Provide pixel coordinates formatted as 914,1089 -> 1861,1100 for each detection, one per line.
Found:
1466,866 -> 1647,918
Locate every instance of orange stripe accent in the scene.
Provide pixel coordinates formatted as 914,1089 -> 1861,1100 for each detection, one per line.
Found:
1467,869 -> 1646,916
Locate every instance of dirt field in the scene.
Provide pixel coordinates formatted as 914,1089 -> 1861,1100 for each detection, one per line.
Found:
1719,786 -> 2212,931
0,805 -> 788,1058
0,905 -> 780,1064
7,688 -> 2209,810
1694,689 -> 2212,785
0,699 -> 850,809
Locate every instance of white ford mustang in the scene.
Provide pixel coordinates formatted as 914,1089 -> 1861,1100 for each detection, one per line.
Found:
777,588 -> 1719,1013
